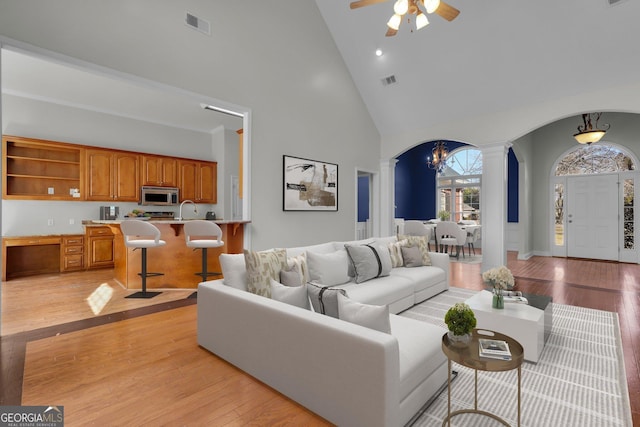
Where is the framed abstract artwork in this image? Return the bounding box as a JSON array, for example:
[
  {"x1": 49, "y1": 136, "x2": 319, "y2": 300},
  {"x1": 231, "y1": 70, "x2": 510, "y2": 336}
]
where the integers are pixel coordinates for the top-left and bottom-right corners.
[{"x1": 283, "y1": 155, "x2": 338, "y2": 211}]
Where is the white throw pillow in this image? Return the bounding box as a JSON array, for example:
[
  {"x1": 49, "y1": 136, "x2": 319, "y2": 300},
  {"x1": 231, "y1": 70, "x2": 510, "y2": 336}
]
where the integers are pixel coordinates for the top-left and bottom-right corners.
[
  {"x1": 285, "y1": 252, "x2": 310, "y2": 284},
  {"x1": 337, "y1": 293, "x2": 391, "y2": 334},
  {"x1": 388, "y1": 239, "x2": 407, "y2": 268},
  {"x1": 345, "y1": 243, "x2": 392, "y2": 284},
  {"x1": 270, "y1": 279, "x2": 310, "y2": 310},
  {"x1": 306, "y1": 250, "x2": 350, "y2": 286},
  {"x1": 219, "y1": 253, "x2": 247, "y2": 290}
]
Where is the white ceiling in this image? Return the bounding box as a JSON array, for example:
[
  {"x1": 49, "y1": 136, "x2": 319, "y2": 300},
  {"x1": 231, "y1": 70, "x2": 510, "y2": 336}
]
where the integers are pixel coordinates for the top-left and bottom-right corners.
[
  {"x1": 1, "y1": 48, "x2": 243, "y2": 134},
  {"x1": 315, "y1": 0, "x2": 640, "y2": 140}
]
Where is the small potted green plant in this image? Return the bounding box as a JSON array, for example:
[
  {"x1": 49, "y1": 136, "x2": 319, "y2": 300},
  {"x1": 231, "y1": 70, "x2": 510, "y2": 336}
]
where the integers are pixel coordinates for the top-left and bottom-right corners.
[
  {"x1": 444, "y1": 302, "x2": 476, "y2": 344},
  {"x1": 438, "y1": 210, "x2": 450, "y2": 221}
]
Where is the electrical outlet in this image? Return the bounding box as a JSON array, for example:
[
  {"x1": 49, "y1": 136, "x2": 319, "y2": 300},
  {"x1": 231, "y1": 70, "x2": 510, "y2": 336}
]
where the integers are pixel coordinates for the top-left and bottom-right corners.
[
  {"x1": 47, "y1": 219, "x2": 54, "y2": 226},
  {"x1": 69, "y1": 218, "x2": 75, "y2": 225},
  {"x1": 48, "y1": 187, "x2": 54, "y2": 195}
]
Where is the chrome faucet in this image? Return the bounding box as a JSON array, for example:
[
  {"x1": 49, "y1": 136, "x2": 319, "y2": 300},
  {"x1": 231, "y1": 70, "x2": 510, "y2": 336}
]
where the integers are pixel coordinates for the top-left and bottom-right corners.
[{"x1": 177, "y1": 200, "x2": 198, "y2": 221}]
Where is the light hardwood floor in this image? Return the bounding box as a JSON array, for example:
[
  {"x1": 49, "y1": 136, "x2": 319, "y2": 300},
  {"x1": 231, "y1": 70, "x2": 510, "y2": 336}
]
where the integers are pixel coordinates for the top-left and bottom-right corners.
[{"x1": 1, "y1": 253, "x2": 639, "y2": 425}]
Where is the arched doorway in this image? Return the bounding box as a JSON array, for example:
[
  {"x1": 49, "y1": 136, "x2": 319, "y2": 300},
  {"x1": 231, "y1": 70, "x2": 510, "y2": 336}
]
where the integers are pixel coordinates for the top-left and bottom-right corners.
[{"x1": 550, "y1": 143, "x2": 638, "y2": 262}]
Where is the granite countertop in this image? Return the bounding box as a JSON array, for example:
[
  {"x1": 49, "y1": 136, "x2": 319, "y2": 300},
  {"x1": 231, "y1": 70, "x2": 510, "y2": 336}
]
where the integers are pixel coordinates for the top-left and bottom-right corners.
[{"x1": 88, "y1": 219, "x2": 250, "y2": 225}]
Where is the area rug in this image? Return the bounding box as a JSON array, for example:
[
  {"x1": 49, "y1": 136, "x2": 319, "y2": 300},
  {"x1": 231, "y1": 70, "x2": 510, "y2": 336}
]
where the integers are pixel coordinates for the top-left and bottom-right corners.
[
  {"x1": 401, "y1": 288, "x2": 633, "y2": 427},
  {"x1": 449, "y1": 254, "x2": 482, "y2": 265}
]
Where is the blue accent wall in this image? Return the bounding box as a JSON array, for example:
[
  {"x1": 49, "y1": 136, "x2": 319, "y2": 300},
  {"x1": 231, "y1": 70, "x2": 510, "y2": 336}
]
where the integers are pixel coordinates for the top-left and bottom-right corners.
[
  {"x1": 357, "y1": 175, "x2": 369, "y2": 222},
  {"x1": 394, "y1": 141, "x2": 520, "y2": 222},
  {"x1": 394, "y1": 140, "x2": 466, "y2": 220}
]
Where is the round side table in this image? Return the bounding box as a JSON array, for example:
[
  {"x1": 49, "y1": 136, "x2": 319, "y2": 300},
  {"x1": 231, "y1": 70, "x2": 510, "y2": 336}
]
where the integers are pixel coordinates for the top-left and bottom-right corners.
[{"x1": 441, "y1": 328, "x2": 524, "y2": 426}]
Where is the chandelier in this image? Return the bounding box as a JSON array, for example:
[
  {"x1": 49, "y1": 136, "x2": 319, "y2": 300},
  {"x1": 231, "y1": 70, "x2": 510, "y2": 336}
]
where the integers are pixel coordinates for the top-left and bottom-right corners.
[
  {"x1": 573, "y1": 113, "x2": 610, "y2": 145},
  {"x1": 427, "y1": 141, "x2": 449, "y2": 173}
]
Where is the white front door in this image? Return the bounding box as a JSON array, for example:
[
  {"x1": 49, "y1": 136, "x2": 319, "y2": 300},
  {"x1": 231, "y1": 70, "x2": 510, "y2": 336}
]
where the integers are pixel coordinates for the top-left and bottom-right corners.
[{"x1": 567, "y1": 174, "x2": 619, "y2": 260}]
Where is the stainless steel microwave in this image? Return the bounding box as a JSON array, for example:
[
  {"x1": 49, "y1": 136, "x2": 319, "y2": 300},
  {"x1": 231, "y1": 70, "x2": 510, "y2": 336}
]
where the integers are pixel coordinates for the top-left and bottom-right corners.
[{"x1": 140, "y1": 186, "x2": 179, "y2": 206}]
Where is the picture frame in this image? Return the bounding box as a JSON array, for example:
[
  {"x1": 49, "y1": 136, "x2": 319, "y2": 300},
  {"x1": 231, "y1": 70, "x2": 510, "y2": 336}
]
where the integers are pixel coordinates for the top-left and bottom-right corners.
[{"x1": 283, "y1": 155, "x2": 338, "y2": 211}]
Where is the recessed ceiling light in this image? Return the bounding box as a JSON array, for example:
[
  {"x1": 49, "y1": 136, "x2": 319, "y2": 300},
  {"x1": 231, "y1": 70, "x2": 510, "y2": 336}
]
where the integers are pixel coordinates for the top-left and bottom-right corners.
[{"x1": 375, "y1": 49, "x2": 383, "y2": 57}]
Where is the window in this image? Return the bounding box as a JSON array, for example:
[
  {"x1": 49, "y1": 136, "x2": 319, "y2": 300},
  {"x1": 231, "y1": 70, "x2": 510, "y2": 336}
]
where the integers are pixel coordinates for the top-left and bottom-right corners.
[
  {"x1": 437, "y1": 148, "x2": 482, "y2": 222},
  {"x1": 555, "y1": 144, "x2": 635, "y2": 176}
]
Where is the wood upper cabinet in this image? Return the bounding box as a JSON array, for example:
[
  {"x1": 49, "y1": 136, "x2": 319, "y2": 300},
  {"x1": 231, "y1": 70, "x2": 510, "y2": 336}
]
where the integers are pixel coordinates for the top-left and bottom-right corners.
[
  {"x1": 178, "y1": 159, "x2": 217, "y2": 203},
  {"x1": 2, "y1": 135, "x2": 83, "y2": 200},
  {"x1": 86, "y1": 149, "x2": 139, "y2": 201},
  {"x1": 141, "y1": 155, "x2": 177, "y2": 187}
]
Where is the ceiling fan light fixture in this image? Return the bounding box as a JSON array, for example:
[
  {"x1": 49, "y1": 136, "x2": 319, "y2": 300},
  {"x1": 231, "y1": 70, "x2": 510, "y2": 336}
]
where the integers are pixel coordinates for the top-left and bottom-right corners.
[
  {"x1": 387, "y1": 13, "x2": 402, "y2": 30},
  {"x1": 393, "y1": 0, "x2": 409, "y2": 15},
  {"x1": 424, "y1": 0, "x2": 440, "y2": 14},
  {"x1": 416, "y1": 11, "x2": 429, "y2": 29}
]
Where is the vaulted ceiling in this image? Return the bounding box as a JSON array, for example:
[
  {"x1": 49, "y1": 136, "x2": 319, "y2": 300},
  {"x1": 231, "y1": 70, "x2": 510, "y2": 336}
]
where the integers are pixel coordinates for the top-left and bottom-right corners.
[{"x1": 316, "y1": 0, "x2": 640, "y2": 146}]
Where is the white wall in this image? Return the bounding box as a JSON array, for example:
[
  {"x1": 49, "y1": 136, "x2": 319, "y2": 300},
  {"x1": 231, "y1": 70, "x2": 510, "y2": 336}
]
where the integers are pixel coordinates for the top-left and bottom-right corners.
[
  {"x1": 514, "y1": 112, "x2": 640, "y2": 256},
  {"x1": 0, "y1": 0, "x2": 381, "y2": 250}
]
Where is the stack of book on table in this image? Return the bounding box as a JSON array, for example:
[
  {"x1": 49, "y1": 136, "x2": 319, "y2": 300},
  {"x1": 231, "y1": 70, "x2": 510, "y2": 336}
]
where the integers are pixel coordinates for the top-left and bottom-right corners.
[{"x1": 479, "y1": 338, "x2": 512, "y2": 361}]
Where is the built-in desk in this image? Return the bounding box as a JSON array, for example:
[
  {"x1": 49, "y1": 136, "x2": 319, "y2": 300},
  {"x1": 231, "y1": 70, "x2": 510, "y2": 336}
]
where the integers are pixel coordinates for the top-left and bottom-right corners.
[
  {"x1": 2, "y1": 235, "x2": 63, "y2": 280},
  {"x1": 98, "y1": 220, "x2": 248, "y2": 290}
]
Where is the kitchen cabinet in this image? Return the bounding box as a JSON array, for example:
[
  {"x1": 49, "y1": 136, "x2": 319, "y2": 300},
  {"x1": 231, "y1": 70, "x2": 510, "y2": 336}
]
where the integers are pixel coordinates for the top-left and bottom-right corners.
[
  {"x1": 178, "y1": 160, "x2": 217, "y2": 203},
  {"x1": 141, "y1": 155, "x2": 177, "y2": 187},
  {"x1": 86, "y1": 226, "x2": 115, "y2": 269},
  {"x1": 86, "y1": 149, "x2": 139, "y2": 201},
  {"x1": 2, "y1": 135, "x2": 83, "y2": 200},
  {"x1": 61, "y1": 235, "x2": 85, "y2": 272}
]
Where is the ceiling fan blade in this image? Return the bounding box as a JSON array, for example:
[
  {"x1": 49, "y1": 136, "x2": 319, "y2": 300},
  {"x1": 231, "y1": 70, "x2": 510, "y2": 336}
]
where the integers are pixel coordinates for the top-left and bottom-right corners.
[
  {"x1": 385, "y1": 27, "x2": 398, "y2": 37},
  {"x1": 434, "y1": 1, "x2": 460, "y2": 21},
  {"x1": 350, "y1": 0, "x2": 389, "y2": 10}
]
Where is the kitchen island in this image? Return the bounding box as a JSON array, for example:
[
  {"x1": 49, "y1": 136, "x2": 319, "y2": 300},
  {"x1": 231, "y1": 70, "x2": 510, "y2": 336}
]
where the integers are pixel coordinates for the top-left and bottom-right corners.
[{"x1": 95, "y1": 219, "x2": 249, "y2": 290}]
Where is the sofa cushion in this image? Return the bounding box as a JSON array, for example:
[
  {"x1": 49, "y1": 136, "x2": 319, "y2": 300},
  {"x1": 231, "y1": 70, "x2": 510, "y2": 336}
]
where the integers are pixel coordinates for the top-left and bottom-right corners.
[
  {"x1": 339, "y1": 274, "x2": 414, "y2": 308},
  {"x1": 390, "y1": 314, "x2": 447, "y2": 400},
  {"x1": 220, "y1": 253, "x2": 247, "y2": 290},
  {"x1": 270, "y1": 279, "x2": 310, "y2": 309},
  {"x1": 286, "y1": 242, "x2": 336, "y2": 258},
  {"x1": 244, "y1": 249, "x2": 288, "y2": 298},
  {"x1": 337, "y1": 294, "x2": 391, "y2": 334},
  {"x1": 306, "y1": 283, "x2": 347, "y2": 318},
  {"x1": 400, "y1": 245, "x2": 423, "y2": 267},
  {"x1": 398, "y1": 235, "x2": 432, "y2": 266},
  {"x1": 307, "y1": 250, "x2": 350, "y2": 286},
  {"x1": 345, "y1": 243, "x2": 392, "y2": 284},
  {"x1": 389, "y1": 266, "x2": 446, "y2": 295}
]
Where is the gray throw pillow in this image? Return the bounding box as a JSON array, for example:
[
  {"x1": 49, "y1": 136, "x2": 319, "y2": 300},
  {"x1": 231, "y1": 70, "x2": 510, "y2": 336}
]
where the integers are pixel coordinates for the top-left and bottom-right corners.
[
  {"x1": 401, "y1": 245, "x2": 424, "y2": 267},
  {"x1": 280, "y1": 265, "x2": 303, "y2": 287},
  {"x1": 307, "y1": 282, "x2": 347, "y2": 318},
  {"x1": 345, "y1": 243, "x2": 392, "y2": 284}
]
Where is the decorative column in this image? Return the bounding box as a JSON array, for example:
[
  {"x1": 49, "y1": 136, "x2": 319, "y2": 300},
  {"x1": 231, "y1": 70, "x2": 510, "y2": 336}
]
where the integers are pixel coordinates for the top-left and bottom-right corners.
[
  {"x1": 379, "y1": 158, "x2": 398, "y2": 237},
  {"x1": 480, "y1": 142, "x2": 511, "y2": 271}
]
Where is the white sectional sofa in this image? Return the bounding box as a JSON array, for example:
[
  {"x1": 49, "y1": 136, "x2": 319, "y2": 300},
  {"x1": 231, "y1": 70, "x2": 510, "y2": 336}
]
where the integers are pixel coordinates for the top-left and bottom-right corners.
[{"x1": 197, "y1": 235, "x2": 450, "y2": 427}]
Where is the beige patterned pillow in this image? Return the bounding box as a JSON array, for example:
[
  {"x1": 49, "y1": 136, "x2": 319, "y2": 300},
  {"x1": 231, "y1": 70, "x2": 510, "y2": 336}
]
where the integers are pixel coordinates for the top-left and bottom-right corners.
[
  {"x1": 388, "y1": 239, "x2": 408, "y2": 268},
  {"x1": 244, "y1": 249, "x2": 288, "y2": 297},
  {"x1": 286, "y1": 252, "x2": 310, "y2": 284},
  {"x1": 397, "y1": 235, "x2": 431, "y2": 266}
]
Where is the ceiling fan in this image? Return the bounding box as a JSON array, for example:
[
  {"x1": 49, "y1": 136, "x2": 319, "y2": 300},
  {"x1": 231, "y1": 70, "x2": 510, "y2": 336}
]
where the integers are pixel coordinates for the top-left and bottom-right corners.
[{"x1": 350, "y1": 0, "x2": 460, "y2": 36}]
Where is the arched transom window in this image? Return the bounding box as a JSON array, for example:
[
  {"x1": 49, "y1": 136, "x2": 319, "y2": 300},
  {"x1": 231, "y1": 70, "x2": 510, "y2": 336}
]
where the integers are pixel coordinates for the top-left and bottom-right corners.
[{"x1": 555, "y1": 144, "x2": 635, "y2": 176}]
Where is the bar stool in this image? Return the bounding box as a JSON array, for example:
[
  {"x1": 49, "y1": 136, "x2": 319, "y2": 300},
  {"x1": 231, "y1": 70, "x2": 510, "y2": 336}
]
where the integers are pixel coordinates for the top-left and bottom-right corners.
[
  {"x1": 184, "y1": 220, "x2": 224, "y2": 283},
  {"x1": 121, "y1": 219, "x2": 166, "y2": 299}
]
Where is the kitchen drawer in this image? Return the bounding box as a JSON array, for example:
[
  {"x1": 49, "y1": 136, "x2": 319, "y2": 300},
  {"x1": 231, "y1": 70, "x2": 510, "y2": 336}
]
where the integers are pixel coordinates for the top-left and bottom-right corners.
[
  {"x1": 63, "y1": 254, "x2": 84, "y2": 271},
  {"x1": 87, "y1": 226, "x2": 113, "y2": 237},
  {"x1": 4, "y1": 236, "x2": 61, "y2": 246},
  {"x1": 64, "y1": 245, "x2": 84, "y2": 255},
  {"x1": 63, "y1": 236, "x2": 84, "y2": 246}
]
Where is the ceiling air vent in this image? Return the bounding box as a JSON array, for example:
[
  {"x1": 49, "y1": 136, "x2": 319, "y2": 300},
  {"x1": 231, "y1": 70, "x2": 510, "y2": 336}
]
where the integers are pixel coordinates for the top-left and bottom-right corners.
[
  {"x1": 185, "y1": 12, "x2": 211, "y2": 35},
  {"x1": 608, "y1": 0, "x2": 629, "y2": 5},
  {"x1": 381, "y1": 75, "x2": 397, "y2": 86}
]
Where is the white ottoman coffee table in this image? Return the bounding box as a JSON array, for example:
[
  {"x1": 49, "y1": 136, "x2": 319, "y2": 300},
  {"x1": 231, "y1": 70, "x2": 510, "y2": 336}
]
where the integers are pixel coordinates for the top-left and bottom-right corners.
[{"x1": 465, "y1": 290, "x2": 552, "y2": 363}]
